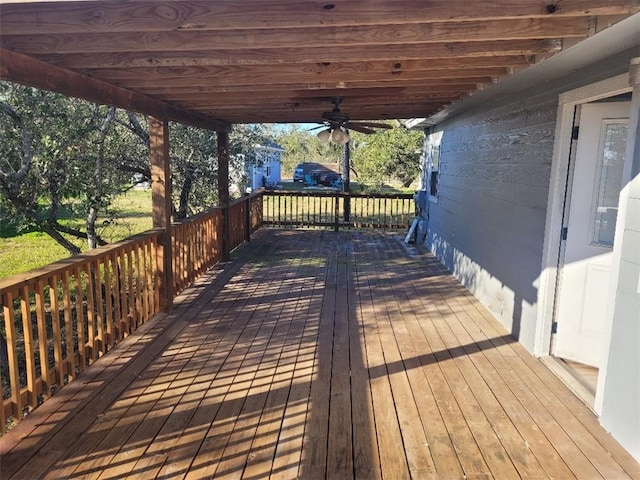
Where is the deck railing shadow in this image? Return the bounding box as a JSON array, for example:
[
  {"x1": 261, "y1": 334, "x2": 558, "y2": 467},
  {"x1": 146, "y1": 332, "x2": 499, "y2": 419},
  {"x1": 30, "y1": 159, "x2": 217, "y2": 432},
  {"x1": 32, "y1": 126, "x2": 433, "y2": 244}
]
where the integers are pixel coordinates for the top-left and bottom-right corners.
[
  {"x1": 0, "y1": 191, "x2": 263, "y2": 434},
  {"x1": 0, "y1": 189, "x2": 420, "y2": 467},
  {"x1": 3, "y1": 228, "x2": 639, "y2": 478}
]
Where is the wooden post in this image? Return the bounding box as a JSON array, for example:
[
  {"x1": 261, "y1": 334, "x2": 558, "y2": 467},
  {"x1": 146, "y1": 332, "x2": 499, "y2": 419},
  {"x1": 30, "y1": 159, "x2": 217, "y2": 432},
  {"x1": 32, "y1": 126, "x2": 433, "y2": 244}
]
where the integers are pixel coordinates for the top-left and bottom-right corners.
[
  {"x1": 150, "y1": 116, "x2": 173, "y2": 310},
  {"x1": 218, "y1": 131, "x2": 231, "y2": 261},
  {"x1": 334, "y1": 192, "x2": 340, "y2": 232},
  {"x1": 342, "y1": 139, "x2": 351, "y2": 222},
  {"x1": 245, "y1": 195, "x2": 252, "y2": 243}
]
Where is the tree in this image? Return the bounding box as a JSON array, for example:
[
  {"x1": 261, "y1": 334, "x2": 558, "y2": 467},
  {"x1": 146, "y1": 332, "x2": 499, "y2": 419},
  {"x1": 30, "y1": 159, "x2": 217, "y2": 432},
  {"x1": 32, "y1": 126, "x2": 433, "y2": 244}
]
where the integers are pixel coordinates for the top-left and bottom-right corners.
[
  {"x1": 275, "y1": 124, "x2": 342, "y2": 177},
  {"x1": 351, "y1": 122, "x2": 423, "y2": 189},
  {"x1": 168, "y1": 122, "x2": 218, "y2": 219},
  {"x1": 1, "y1": 82, "x2": 273, "y2": 255},
  {"x1": 0, "y1": 83, "x2": 138, "y2": 254}
]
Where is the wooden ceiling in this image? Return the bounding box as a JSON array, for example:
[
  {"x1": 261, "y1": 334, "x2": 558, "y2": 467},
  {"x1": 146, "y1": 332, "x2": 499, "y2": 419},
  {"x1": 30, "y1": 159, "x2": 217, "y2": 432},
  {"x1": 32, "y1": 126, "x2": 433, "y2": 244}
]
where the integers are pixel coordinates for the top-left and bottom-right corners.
[{"x1": 1, "y1": 1, "x2": 639, "y2": 130}]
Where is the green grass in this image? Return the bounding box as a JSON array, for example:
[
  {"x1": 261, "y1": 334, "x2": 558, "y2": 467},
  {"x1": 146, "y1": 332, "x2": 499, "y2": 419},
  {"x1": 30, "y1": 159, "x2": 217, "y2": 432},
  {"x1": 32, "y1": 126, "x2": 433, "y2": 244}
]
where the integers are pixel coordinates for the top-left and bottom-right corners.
[
  {"x1": 0, "y1": 183, "x2": 416, "y2": 278},
  {"x1": 0, "y1": 189, "x2": 153, "y2": 279},
  {"x1": 0, "y1": 232, "x2": 72, "y2": 278}
]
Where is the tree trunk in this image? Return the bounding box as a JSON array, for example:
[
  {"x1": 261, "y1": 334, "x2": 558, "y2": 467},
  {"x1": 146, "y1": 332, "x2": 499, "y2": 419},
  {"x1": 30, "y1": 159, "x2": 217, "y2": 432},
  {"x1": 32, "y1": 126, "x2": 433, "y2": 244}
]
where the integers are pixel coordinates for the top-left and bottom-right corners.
[
  {"x1": 42, "y1": 223, "x2": 81, "y2": 255},
  {"x1": 86, "y1": 205, "x2": 99, "y2": 250},
  {"x1": 176, "y1": 164, "x2": 196, "y2": 219},
  {"x1": 87, "y1": 106, "x2": 116, "y2": 249}
]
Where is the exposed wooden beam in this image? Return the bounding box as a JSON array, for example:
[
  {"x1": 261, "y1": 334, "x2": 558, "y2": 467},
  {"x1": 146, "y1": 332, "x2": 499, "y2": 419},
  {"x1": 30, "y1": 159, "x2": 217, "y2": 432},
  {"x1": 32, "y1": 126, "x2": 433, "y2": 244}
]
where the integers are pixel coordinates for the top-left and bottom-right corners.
[
  {"x1": 200, "y1": 104, "x2": 448, "y2": 123},
  {"x1": 32, "y1": 40, "x2": 561, "y2": 69},
  {"x1": 194, "y1": 100, "x2": 447, "y2": 113},
  {"x1": 80, "y1": 56, "x2": 531, "y2": 76},
  {"x1": 138, "y1": 78, "x2": 493, "y2": 95},
  {"x1": 1, "y1": 18, "x2": 592, "y2": 54},
  {"x1": 162, "y1": 90, "x2": 470, "y2": 106},
  {"x1": 0, "y1": 48, "x2": 232, "y2": 133},
  {"x1": 1, "y1": 0, "x2": 637, "y2": 34},
  {"x1": 83, "y1": 67, "x2": 511, "y2": 88}
]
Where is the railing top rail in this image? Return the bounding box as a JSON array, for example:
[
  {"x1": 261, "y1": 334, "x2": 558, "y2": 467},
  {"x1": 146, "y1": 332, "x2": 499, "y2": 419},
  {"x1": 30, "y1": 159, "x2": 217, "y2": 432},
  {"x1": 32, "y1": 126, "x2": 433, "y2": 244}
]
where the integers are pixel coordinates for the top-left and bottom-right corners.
[
  {"x1": 0, "y1": 228, "x2": 163, "y2": 293},
  {"x1": 229, "y1": 189, "x2": 264, "y2": 207},
  {"x1": 169, "y1": 191, "x2": 265, "y2": 229},
  {"x1": 172, "y1": 206, "x2": 224, "y2": 227},
  {"x1": 2, "y1": 192, "x2": 267, "y2": 291},
  {"x1": 263, "y1": 190, "x2": 414, "y2": 199}
]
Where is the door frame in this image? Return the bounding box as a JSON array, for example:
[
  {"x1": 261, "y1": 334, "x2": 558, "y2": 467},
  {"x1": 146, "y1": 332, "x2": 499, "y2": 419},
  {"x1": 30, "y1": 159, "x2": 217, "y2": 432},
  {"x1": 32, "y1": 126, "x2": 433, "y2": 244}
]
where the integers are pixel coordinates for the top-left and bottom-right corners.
[{"x1": 535, "y1": 73, "x2": 632, "y2": 413}]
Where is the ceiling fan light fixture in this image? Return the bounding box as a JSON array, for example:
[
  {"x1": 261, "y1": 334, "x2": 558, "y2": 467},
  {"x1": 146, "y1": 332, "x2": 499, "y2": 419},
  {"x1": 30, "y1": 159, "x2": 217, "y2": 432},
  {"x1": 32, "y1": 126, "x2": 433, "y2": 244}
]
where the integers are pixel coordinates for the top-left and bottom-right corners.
[
  {"x1": 317, "y1": 128, "x2": 331, "y2": 143},
  {"x1": 330, "y1": 127, "x2": 349, "y2": 145}
]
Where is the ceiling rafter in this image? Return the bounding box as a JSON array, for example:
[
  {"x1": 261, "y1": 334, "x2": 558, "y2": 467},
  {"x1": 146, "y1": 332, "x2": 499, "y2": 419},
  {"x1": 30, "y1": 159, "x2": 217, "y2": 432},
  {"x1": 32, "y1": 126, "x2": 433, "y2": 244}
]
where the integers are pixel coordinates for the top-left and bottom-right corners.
[
  {"x1": 33, "y1": 40, "x2": 560, "y2": 69},
  {"x1": 1, "y1": 1, "x2": 638, "y2": 125},
  {"x1": 1, "y1": 0, "x2": 636, "y2": 34},
  {"x1": 2, "y1": 18, "x2": 594, "y2": 54}
]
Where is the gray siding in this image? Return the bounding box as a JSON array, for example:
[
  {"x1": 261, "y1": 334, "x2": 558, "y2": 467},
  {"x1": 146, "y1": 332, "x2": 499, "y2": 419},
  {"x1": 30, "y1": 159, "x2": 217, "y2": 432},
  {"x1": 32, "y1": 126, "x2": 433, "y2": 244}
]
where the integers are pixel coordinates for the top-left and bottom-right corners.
[
  {"x1": 427, "y1": 99, "x2": 556, "y2": 350},
  {"x1": 424, "y1": 51, "x2": 636, "y2": 352}
]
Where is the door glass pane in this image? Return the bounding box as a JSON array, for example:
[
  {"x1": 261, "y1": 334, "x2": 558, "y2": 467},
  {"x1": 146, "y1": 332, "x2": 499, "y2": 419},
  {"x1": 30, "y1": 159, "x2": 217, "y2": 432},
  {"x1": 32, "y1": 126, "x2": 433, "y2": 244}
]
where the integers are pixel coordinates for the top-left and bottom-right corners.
[{"x1": 592, "y1": 121, "x2": 628, "y2": 246}]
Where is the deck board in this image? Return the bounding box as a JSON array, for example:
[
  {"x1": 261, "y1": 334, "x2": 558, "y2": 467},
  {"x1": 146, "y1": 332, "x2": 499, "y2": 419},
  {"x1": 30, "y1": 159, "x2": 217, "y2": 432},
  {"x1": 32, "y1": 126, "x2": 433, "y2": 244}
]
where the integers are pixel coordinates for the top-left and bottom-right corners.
[{"x1": 1, "y1": 230, "x2": 639, "y2": 479}]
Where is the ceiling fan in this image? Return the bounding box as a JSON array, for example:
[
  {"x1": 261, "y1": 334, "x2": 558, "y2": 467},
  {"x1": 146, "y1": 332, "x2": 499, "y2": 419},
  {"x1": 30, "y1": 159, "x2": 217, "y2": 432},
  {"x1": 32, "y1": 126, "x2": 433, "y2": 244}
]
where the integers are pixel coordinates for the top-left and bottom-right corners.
[{"x1": 310, "y1": 97, "x2": 392, "y2": 144}]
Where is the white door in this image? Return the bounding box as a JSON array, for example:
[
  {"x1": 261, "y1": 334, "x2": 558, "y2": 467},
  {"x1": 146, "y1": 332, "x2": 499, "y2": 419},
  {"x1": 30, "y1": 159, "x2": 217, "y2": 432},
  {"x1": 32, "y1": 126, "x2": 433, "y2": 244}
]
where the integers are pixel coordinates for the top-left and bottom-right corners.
[{"x1": 553, "y1": 101, "x2": 630, "y2": 367}]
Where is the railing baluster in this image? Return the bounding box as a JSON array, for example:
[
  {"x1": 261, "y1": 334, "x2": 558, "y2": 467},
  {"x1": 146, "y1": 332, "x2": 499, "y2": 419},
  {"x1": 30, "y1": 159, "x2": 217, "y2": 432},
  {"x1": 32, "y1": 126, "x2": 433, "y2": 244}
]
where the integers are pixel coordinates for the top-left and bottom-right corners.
[
  {"x1": 334, "y1": 193, "x2": 339, "y2": 231},
  {"x1": 112, "y1": 251, "x2": 123, "y2": 340},
  {"x1": 94, "y1": 260, "x2": 104, "y2": 356},
  {"x1": 84, "y1": 263, "x2": 96, "y2": 363},
  {"x1": 103, "y1": 256, "x2": 114, "y2": 350},
  {"x1": 134, "y1": 244, "x2": 144, "y2": 327},
  {"x1": 384, "y1": 197, "x2": 388, "y2": 227},
  {"x1": 141, "y1": 240, "x2": 150, "y2": 324},
  {"x1": 126, "y1": 247, "x2": 135, "y2": 333},
  {"x1": 153, "y1": 236, "x2": 161, "y2": 313},
  {"x1": 149, "y1": 238, "x2": 157, "y2": 317},
  {"x1": 62, "y1": 269, "x2": 76, "y2": 380},
  {"x1": 20, "y1": 285, "x2": 37, "y2": 409},
  {"x1": 73, "y1": 266, "x2": 86, "y2": 370},
  {"x1": 34, "y1": 279, "x2": 51, "y2": 400},
  {"x1": 3, "y1": 291, "x2": 23, "y2": 421},
  {"x1": 0, "y1": 370, "x2": 6, "y2": 433},
  {"x1": 1, "y1": 229, "x2": 166, "y2": 433},
  {"x1": 49, "y1": 274, "x2": 64, "y2": 390},
  {"x1": 277, "y1": 193, "x2": 281, "y2": 227}
]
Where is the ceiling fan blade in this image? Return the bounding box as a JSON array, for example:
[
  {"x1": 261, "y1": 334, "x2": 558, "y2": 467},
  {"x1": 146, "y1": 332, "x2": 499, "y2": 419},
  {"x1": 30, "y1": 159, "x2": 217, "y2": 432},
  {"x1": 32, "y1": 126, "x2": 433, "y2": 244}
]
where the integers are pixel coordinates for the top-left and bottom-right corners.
[
  {"x1": 306, "y1": 124, "x2": 326, "y2": 131},
  {"x1": 346, "y1": 124, "x2": 376, "y2": 134},
  {"x1": 350, "y1": 121, "x2": 393, "y2": 129}
]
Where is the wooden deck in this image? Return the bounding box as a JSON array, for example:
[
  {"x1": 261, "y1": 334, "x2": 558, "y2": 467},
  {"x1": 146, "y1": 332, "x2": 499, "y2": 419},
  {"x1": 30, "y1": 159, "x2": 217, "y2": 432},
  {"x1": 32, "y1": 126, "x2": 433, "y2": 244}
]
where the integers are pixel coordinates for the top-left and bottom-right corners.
[{"x1": 1, "y1": 230, "x2": 639, "y2": 479}]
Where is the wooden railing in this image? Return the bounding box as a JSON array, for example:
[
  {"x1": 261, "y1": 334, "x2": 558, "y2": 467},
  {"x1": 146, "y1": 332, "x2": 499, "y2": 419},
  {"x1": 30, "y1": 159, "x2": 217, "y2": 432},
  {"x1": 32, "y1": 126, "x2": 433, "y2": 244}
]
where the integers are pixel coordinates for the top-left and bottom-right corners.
[
  {"x1": 172, "y1": 208, "x2": 224, "y2": 294},
  {"x1": 0, "y1": 188, "x2": 409, "y2": 433},
  {"x1": 0, "y1": 191, "x2": 264, "y2": 434},
  {"x1": 0, "y1": 230, "x2": 162, "y2": 433},
  {"x1": 172, "y1": 191, "x2": 263, "y2": 293},
  {"x1": 262, "y1": 190, "x2": 415, "y2": 230}
]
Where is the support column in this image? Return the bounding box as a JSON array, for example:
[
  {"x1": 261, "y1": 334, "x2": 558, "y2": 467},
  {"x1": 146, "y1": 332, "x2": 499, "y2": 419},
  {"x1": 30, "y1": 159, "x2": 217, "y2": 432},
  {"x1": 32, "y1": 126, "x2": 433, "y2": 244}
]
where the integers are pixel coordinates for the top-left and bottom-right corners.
[
  {"x1": 150, "y1": 117, "x2": 173, "y2": 310},
  {"x1": 218, "y1": 131, "x2": 230, "y2": 261},
  {"x1": 245, "y1": 193, "x2": 252, "y2": 243}
]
